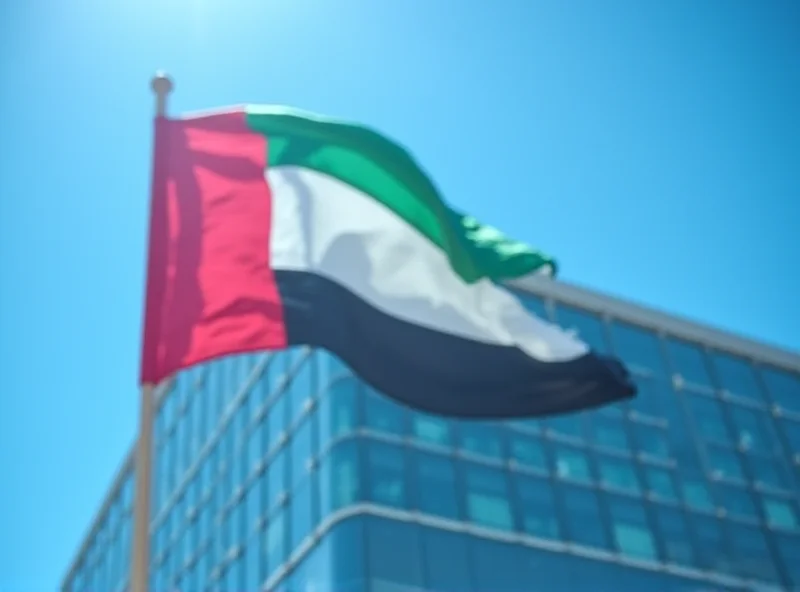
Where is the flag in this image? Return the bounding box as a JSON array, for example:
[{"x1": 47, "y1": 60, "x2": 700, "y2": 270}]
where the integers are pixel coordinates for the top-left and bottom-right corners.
[{"x1": 140, "y1": 105, "x2": 635, "y2": 418}]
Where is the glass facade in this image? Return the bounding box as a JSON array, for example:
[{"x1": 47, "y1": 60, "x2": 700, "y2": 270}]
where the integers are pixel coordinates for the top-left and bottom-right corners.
[{"x1": 62, "y1": 284, "x2": 800, "y2": 592}]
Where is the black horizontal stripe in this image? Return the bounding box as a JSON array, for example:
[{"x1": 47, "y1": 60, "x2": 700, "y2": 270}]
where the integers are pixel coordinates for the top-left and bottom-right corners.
[{"x1": 276, "y1": 269, "x2": 636, "y2": 419}]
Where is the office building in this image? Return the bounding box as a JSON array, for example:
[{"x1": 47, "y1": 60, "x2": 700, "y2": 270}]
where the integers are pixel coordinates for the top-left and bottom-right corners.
[{"x1": 61, "y1": 277, "x2": 800, "y2": 591}]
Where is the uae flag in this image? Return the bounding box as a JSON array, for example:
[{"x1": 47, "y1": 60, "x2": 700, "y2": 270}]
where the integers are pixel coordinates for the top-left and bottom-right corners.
[{"x1": 140, "y1": 106, "x2": 635, "y2": 418}]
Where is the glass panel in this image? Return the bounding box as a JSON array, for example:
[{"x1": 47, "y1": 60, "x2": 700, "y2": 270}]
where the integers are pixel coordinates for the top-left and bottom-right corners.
[
  {"x1": 711, "y1": 352, "x2": 764, "y2": 403},
  {"x1": 692, "y1": 515, "x2": 731, "y2": 572},
  {"x1": 748, "y1": 456, "x2": 794, "y2": 491},
  {"x1": 267, "y1": 394, "x2": 287, "y2": 452},
  {"x1": 264, "y1": 507, "x2": 286, "y2": 581},
  {"x1": 607, "y1": 496, "x2": 658, "y2": 560},
  {"x1": 290, "y1": 416, "x2": 313, "y2": 489},
  {"x1": 459, "y1": 421, "x2": 504, "y2": 459},
  {"x1": 681, "y1": 473, "x2": 715, "y2": 512},
  {"x1": 364, "y1": 386, "x2": 407, "y2": 436},
  {"x1": 781, "y1": 418, "x2": 800, "y2": 455},
  {"x1": 609, "y1": 321, "x2": 667, "y2": 376},
  {"x1": 508, "y1": 432, "x2": 549, "y2": 474},
  {"x1": 288, "y1": 352, "x2": 314, "y2": 423},
  {"x1": 590, "y1": 416, "x2": 630, "y2": 452},
  {"x1": 554, "y1": 445, "x2": 592, "y2": 483},
  {"x1": 666, "y1": 339, "x2": 713, "y2": 387},
  {"x1": 414, "y1": 452, "x2": 459, "y2": 520},
  {"x1": 421, "y1": 527, "x2": 471, "y2": 592},
  {"x1": 729, "y1": 405, "x2": 780, "y2": 454},
  {"x1": 367, "y1": 441, "x2": 407, "y2": 509},
  {"x1": 247, "y1": 417, "x2": 266, "y2": 474},
  {"x1": 775, "y1": 534, "x2": 800, "y2": 589},
  {"x1": 644, "y1": 466, "x2": 678, "y2": 501},
  {"x1": 728, "y1": 523, "x2": 780, "y2": 582},
  {"x1": 319, "y1": 378, "x2": 359, "y2": 447},
  {"x1": 597, "y1": 456, "x2": 640, "y2": 494},
  {"x1": 687, "y1": 394, "x2": 732, "y2": 444},
  {"x1": 628, "y1": 375, "x2": 662, "y2": 419},
  {"x1": 319, "y1": 439, "x2": 360, "y2": 515},
  {"x1": 266, "y1": 447, "x2": 287, "y2": 514},
  {"x1": 559, "y1": 485, "x2": 608, "y2": 549},
  {"x1": 365, "y1": 517, "x2": 424, "y2": 591},
  {"x1": 717, "y1": 484, "x2": 757, "y2": 520},
  {"x1": 290, "y1": 476, "x2": 314, "y2": 550},
  {"x1": 654, "y1": 506, "x2": 694, "y2": 566},
  {"x1": 514, "y1": 474, "x2": 560, "y2": 539},
  {"x1": 761, "y1": 366, "x2": 800, "y2": 413},
  {"x1": 554, "y1": 305, "x2": 610, "y2": 353},
  {"x1": 546, "y1": 413, "x2": 585, "y2": 441},
  {"x1": 762, "y1": 497, "x2": 799, "y2": 529},
  {"x1": 706, "y1": 446, "x2": 745, "y2": 482},
  {"x1": 410, "y1": 413, "x2": 452, "y2": 447},
  {"x1": 633, "y1": 422, "x2": 670, "y2": 460},
  {"x1": 463, "y1": 463, "x2": 513, "y2": 531}
]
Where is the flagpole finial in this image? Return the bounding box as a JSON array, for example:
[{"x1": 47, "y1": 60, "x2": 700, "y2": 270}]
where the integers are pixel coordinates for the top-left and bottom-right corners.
[{"x1": 151, "y1": 72, "x2": 173, "y2": 117}]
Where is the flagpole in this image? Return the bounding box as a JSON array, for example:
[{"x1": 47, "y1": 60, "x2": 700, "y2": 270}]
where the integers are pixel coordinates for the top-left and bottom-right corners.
[{"x1": 130, "y1": 72, "x2": 173, "y2": 592}]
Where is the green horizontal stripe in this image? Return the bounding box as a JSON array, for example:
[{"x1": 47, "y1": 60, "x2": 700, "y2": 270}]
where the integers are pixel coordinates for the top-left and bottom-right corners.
[{"x1": 245, "y1": 105, "x2": 557, "y2": 283}]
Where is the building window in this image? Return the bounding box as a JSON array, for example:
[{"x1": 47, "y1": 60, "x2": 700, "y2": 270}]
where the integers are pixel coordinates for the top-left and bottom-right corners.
[
  {"x1": 654, "y1": 506, "x2": 694, "y2": 566},
  {"x1": 553, "y1": 305, "x2": 610, "y2": 353},
  {"x1": 319, "y1": 439, "x2": 360, "y2": 516},
  {"x1": 463, "y1": 463, "x2": 514, "y2": 531},
  {"x1": 266, "y1": 446, "x2": 287, "y2": 516},
  {"x1": 687, "y1": 394, "x2": 732, "y2": 444},
  {"x1": 591, "y1": 416, "x2": 631, "y2": 452},
  {"x1": 364, "y1": 386, "x2": 407, "y2": 437},
  {"x1": 459, "y1": 421, "x2": 504, "y2": 460},
  {"x1": 728, "y1": 405, "x2": 780, "y2": 455},
  {"x1": 411, "y1": 413, "x2": 452, "y2": 448},
  {"x1": 514, "y1": 474, "x2": 559, "y2": 539},
  {"x1": 607, "y1": 495, "x2": 658, "y2": 561},
  {"x1": 633, "y1": 422, "x2": 670, "y2": 460},
  {"x1": 710, "y1": 352, "x2": 764, "y2": 403},
  {"x1": 287, "y1": 352, "x2": 314, "y2": 423},
  {"x1": 762, "y1": 497, "x2": 799, "y2": 529},
  {"x1": 264, "y1": 508, "x2": 287, "y2": 582},
  {"x1": 508, "y1": 432, "x2": 549, "y2": 474},
  {"x1": 644, "y1": 466, "x2": 678, "y2": 502},
  {"x1": 559, "y1": 485, "x2": 608, "y2": 549},
  {"x1": 727, "y1": 523, "x2": 780, "y2": 582},
  {"x1": 318, "y1": 378, "x2": 359, "y2": 448},
  {"x1": 598, "y1": 455, "x2": 641, "y2": 494},
  {"x1": 692, "y1": 515, "x2": 731, "y2": 573},
  {"x1": 681, "y1": 473, "x2": 715, "y2": 512},
  {"x1": 609, "y1": 321, "x2": 667, "y2": 377},
  {"x1": 289, "y1": 415, "x2": 314, "y2": 489},
  {"x1": 774, "y1": 534, "x2": 800, "y2": 589},
  {"x1": 761, "y1": 367, "x2": 800, "y2": 414},
  {"x1": 706, "y1": 446, "x2": 745, "y2": 482},
  {"x1": 267, "y1": 394, "x2": 288, "y2": 452},
  {"x1": 748, "y1": 456, "x2": 794, "y2": 492},
  {"x1": 546, "y1": 413, "x2": 586, "y2": 441},
  {"x1": 367, "y1": 441, "x2": 407, "y2": 509},
  {"x1": 290, "y1": 475, "x2": 315, "y2": 551},
  {"x1": 519, "y1": 293, "x2": 549, "y2": 320},
  {"x1": 717, "y1": 484, "x2": 758, "y2": 520},
  {"x1": 666, "y1": 339, "x2": 713, "y2": 388},
  {"x1": 414, "y1": 452, "x2": 459, "y2": 520},
  {"x1": 553, "y1": 445, "x2": 592, "y2": 484}
]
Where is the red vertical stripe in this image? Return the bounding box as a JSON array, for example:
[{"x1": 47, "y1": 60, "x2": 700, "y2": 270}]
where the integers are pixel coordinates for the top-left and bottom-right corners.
[{"x1": 140, "y1": 111, "x2": 287, "y2": 385}]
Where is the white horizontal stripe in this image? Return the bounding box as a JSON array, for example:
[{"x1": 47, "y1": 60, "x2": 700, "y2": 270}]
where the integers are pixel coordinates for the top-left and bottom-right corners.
[{"x1": 267, "y1": 166, "x2": 588, "y2": 363}]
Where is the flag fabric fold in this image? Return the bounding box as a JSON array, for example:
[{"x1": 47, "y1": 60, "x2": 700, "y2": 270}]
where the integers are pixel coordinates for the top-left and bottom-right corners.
[{"x1": 140, "y1": 106, "x2": 635, "y2": 418}]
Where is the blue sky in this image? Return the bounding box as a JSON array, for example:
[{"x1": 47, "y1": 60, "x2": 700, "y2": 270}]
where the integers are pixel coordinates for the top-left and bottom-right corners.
[{"x1": 0, "y1": 0, "x2": 798, "y2": 589}]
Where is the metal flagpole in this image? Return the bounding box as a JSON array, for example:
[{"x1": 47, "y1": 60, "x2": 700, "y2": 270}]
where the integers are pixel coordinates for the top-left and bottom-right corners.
[{"x1": 130, "y1": 72, "x2": 173, "y2": 592}]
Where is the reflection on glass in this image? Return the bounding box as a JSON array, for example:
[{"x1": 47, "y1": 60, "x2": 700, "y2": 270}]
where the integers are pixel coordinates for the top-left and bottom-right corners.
[
  {"x1": 560, "y1": 485, "x2": 608, "y2": 549},
  {"x1": 654, "y1": 506, "x2": 694, "y2": 566},
  {"x1": 681, "y1": 474, "x2": 715, "y2": 512},
  {"x1": 711, "y1": 352, "x2": 763, "y2": 402},
  {"x1": 761, "y1": 367, "x2": 800, "y2": 413},
  {"x1": 554, "y1": 305, "x2": 610, "y2": 353},
  {"x1": 706, "y1": 446, "x2": 745, "y2": 482},
  {"x1": 728, "y1": 523, "x2": 780, "y2": 582},
  {"x1": 319, "y1": 378, "x2": 359, "y2": 447},
  {"x1": 609, "y1": 321, "x2": 667, "y2": 376},
  {"x1": 591, "y1": 416, "x2": 630, "y2": 451},
  {"x1": 717, "y1": 484, "x2": 757, "y2": 520},
  {"x1": 644, "y1": 466, "x2": 678, "y2": 501},
  {"x1": 729, "y1": 405, "x2": 779, "y2": 454},
  {"x1": 508, "y1": 432, "x2": 549, "y2": 474},
  {"x1": 633, "y1": 423, "x2": 670, "y2": 460},
  {"x1": 762, "y1": 497, "x2": 798, "y2": 529},
  {"x1": 460, "y1": 421, "x2": 504, "y2": 459},
  {"x1": 464, "y1": 463, "x2": 513, "y2": 531},
  {"x1": 554, "y1": 445, "x2": 592, "y2": 483},
  {"x1": 411, "y1": 413, "x2": 452, "y2": 447},
  {"x1": 367, "y1": 441, "x2": 407, "y2": 508},
  {"x1": 364, "y1": 386, "x2": 407, "y2": 436},
  {"x1": 598, "y1": 456, "x2": 640, "y2": 494},
  {"x1": 290, "y1": 416, "x2": 313, "y2": 488},
  {"x1": 319, "y1": 439, "x2": 360, "y2": 516},
  {"x1": 687, "y1": 395, "x2": 731, "y2": 444},
  {"x1": 607, "y1": 496, "x2": 657, "y2": 560},
  {"x1": 666, "y1": 339, "x2": 713, "y2": 387},
  {"x1": 264, "y1": 508, "x2": 286, "y2": 581},
  {"x1": 514, "y1": 474, "x2": 559, "y2": 539},
  {"x1": 414, "y1": 453, "x2": 459, "y2": 520}
]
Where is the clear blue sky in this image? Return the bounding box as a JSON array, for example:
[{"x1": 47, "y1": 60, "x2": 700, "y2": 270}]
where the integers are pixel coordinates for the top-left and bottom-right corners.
[{"x1": 0, "y1": 0, "x2": 798, "y2": 589}]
